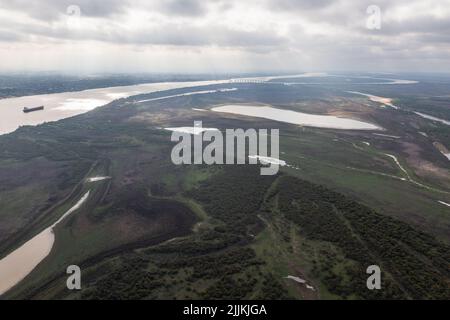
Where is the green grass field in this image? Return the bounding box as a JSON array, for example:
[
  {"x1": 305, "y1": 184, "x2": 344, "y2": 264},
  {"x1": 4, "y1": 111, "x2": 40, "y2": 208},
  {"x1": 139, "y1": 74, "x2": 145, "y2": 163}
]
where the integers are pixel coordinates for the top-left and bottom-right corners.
[{"x1": 1, "y1": 84, "x2": 449, "y2": 299}]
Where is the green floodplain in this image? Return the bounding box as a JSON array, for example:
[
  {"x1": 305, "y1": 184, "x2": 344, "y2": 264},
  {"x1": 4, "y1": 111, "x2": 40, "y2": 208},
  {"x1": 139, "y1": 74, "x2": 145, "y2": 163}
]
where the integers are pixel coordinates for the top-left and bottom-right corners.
[{"x1": 1, "y1": 77, "x2": 450, "y2": 299}]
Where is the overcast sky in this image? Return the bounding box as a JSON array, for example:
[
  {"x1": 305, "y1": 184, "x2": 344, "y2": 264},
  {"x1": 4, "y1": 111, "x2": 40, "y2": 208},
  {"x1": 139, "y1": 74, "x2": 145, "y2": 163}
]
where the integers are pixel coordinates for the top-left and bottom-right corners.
[{"x1": 0, "y1": 0, "x2": 450, "y2": 74}]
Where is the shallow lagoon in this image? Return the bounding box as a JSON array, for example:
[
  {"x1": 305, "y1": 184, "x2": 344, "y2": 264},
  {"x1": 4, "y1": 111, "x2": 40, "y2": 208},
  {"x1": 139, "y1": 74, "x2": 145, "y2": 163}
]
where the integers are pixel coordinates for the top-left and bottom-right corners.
[{"x1": 211, "y1": 105, "x2": 381, "y2": 130}]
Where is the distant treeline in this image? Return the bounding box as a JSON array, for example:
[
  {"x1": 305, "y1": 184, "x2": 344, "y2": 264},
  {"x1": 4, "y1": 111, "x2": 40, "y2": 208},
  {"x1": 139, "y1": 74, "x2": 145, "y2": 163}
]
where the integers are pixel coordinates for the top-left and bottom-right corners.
[{"x1": 0, "y1": 74, "x2": 217, "y2": 99}]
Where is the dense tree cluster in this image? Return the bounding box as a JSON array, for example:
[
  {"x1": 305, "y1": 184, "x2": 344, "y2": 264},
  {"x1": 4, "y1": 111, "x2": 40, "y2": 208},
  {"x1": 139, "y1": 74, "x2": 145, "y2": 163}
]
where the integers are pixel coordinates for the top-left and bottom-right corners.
[
  {"x1": 277, "y1": 176, "x2": 450, "y2": 299},
  {"x1": 75, "y1": 166, "x2": 288, "y2": 300},
  {"x1": 188, "y1": 165, "x2": 276, "y2": 237}
]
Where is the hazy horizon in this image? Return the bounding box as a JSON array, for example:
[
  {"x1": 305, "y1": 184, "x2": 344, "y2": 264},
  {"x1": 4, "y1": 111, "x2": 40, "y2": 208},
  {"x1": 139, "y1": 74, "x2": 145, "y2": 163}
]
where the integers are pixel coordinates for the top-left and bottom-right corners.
[{"x1": 3, "y1": 70, "x2": 450, "y2": 77}]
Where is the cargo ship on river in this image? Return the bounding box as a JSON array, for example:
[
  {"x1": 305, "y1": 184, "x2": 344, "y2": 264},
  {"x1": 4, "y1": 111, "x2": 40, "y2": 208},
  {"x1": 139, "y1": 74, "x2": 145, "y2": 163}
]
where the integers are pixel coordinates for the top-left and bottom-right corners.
[{"x1": 23, "y1": 106, "x2": 44, "y2": 113}]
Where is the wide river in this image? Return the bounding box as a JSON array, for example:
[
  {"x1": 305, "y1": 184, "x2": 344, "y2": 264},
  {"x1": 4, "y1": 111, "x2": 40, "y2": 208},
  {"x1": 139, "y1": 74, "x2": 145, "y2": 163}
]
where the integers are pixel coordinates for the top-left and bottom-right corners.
[
  {"x1": 0, "y1": 79, "x2": 230, "y2": 135},
  {"x1": 0, "y1": 73, "x2": 415, "y2": 296},
  {"x1": 0, "y1": 73, "x2": 417, "y2": 135}
]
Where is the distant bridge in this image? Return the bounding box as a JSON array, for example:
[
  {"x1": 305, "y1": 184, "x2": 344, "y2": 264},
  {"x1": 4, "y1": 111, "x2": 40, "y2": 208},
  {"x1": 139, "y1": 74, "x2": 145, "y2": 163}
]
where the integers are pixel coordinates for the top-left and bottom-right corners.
[{"x1": 230, "y1": 79, "x2": 266, "y2": 84}]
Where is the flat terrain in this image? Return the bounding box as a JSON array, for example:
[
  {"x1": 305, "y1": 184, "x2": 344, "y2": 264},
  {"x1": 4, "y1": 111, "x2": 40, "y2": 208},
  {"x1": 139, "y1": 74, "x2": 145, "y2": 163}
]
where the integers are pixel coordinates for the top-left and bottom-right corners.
[{"x1": 0, "y1": 74, "x2": 449, "y2": 299}]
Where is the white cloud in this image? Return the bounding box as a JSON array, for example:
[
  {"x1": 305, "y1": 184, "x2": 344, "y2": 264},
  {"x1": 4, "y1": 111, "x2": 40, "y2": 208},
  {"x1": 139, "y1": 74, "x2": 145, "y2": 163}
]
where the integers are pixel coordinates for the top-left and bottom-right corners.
[{"x1": 0, "y1": 0, "x2": 449, "y2": 73}]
